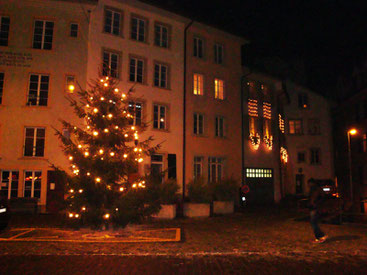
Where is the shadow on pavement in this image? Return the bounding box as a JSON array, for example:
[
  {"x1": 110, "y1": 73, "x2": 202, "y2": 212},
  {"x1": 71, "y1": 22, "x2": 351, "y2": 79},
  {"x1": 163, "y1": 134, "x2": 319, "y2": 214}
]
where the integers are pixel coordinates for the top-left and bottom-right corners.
[{"x1": 326, "y1": 235, "x2": 360, "y2": 243}]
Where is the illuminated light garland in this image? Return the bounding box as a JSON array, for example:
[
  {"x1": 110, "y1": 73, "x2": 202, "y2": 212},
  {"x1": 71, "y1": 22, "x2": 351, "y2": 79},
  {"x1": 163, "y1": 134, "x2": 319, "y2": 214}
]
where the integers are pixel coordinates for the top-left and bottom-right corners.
[
  {"x1": 119, "y1": 187, "x2": 124, "y2": 192},
  {"x1": 263, "y1": 102, "x2": 272, "y2": 119},
  {"x1": 78, "y1": 144, "x2": 82, "y2": 148},
  {"x1": 87, "y1": 172, "x2": 90, "y2": 176},
  {"x1": 250, "y1": 132, "x2": 261, "y2": 150},
  {"x1": 78, "y1": 189, "x2": 83, "y2": 193},
  {"x1": 81, "y1": 206, "x2": 86, "y2": 211},
  {"x1": 93, "y1": 131, "x2": 99, "y2": 136},
  {"x1": 68, "y1": 156, "x2": 73, "y2": 160},
  {"x1": 103, "y1": 213, "x2": 110, "y2": 219},
  {"x1": 110, "y1": 152, "x2": 115, "y2": 156},
  {"x1": 264, "y1": 135, "x2": 273, "y2": 150},
  {"x1": 75, "y1": 214, "x2": 80, "y2": 218},
  {"x1": 280, "y1": 147, "x2": 288, "y2": 163},
  {"x1": 115, "y1": 126, "x2": 119, "y2": 129},
  {"x1": 123, "y1": 154, "x2": 128, "y2": 158},
  {"x1": 103, "y1": 83, "x2": 108, "y2": 87},
  {"x1": 104, "y1": 128, "x2": 109, "y2": 133},
  {"x1": 107, "y1": 114, "x2": 113, "y2": 119},
  {"x1": 99, "y1": 149, "x2": 104, "y2": 154},
  {"x1": 100, "y1": 97, "x2": 105, "y2": 101},
  {"x1": 279, "y1": 114, "x2": 285, "y2": 133},
  {"x1": 87, "y1": 126, "x2": 91, "y2": 129},
  {"x1": 93, "y1": 108, "x2": 98, "y2": 113},
  {"x1": 114, "y1": 88, "x2": 119, "y2": 93},
  {"x1": 138, "y1": 158, "x2": 143, "y2": 163},
  {"x1": 248, "y1": 99, "x2": 258, "y2": 117},
  {"x1": 115, "y1": 208, "x2": 119, "y2": 211},
  {"x1": 69, "y1": 189, "x2": 74, "y2": 193},
  {"x1": 69, "y1": 213, "x2": 74, "y2": 218},
  {"x1": 84, "y1": 152, "x2": 89, "y2": 157},
  {"x1": 95, "y1": 177, "x2": 101, "y2": 183}
]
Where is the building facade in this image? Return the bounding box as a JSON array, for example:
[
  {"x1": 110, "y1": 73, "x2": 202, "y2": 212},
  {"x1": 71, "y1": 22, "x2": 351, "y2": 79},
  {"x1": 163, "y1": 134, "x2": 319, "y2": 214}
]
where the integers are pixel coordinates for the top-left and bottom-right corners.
[
  {"x1": 333, "y1": 88, "x2": 367, "y2": 213},
  {"x1": 283, "y1": 80, "x2": 335, "y2": 197}
]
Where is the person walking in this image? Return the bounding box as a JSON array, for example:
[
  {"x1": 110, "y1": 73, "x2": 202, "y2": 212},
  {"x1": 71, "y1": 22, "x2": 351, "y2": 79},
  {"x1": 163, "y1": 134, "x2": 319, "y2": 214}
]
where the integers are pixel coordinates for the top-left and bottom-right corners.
[{"x1": 308, "y1": 178, "x2": 328, "y2": 243}]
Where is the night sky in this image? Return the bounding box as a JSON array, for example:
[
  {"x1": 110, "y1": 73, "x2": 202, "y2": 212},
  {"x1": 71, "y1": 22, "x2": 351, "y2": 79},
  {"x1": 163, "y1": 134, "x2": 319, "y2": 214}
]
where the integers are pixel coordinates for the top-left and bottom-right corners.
[{"x1": 143, "y1": 0, "x2": 367, "y2": 99}]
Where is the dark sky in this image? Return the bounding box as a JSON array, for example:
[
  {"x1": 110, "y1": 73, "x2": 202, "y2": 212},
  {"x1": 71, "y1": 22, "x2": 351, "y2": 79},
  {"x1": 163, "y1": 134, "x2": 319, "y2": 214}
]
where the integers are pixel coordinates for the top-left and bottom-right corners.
[{"x1": 144, "y1": 0, "x2": 367, "y2": 98}]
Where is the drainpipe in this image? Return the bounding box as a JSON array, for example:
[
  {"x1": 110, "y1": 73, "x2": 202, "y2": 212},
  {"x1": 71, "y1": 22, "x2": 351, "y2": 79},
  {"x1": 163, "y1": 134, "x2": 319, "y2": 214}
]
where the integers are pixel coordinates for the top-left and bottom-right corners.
[{"x1": 182, "y1": 20, "x2": 194, "y2": 203}]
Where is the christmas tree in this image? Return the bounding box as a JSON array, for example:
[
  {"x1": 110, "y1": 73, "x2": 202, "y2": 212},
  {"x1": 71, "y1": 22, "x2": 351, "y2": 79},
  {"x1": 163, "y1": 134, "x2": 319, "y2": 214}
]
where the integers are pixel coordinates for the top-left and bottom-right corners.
[{"x1": 55, "y1": 75, "x2": 160, "y2": 228}]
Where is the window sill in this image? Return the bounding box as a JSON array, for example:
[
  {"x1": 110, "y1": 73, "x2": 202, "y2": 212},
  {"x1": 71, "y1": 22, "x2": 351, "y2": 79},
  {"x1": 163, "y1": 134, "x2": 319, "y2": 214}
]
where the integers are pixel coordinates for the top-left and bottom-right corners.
[
  {"x1": 153, "y1": 44, "x2": 170, "y2": 50},
  {"x1": 153, "y1": 85, "x2": 171, "y2": 91},
  {"x1": 193, "y1": 134, "x2": 208, "y2": 138},
  {"x1": 152, "y1": 128, "x2": 170, "y2": 133},
  {"x1": 129, "y1": 38, "x2": 149, "y2": 45},
  {"x1": 22, "y1": 105, "x2": 51, "y2": 109},
  {"x1": 128, "y1": 80, "x2": 147, "y2": 86},
  {"x1": 102, "y1": 32, "x2": 124, "y2": 39},
  {"x1": 18, "y1": 157, "x2": 48, "y2": 161}
]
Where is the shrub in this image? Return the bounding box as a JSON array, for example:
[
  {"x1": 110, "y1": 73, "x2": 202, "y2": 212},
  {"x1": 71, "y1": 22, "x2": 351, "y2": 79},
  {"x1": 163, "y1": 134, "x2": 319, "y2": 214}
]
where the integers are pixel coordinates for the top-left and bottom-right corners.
[
  {"x1": 209, "y1": 178, "x2": 239, "y2": 201},
  {"x1": 187, "y1": 177, "x2": 211, "y2": 203},
  {"x1": 159, "y1": 179, "x2": 180, "y2": 204}
]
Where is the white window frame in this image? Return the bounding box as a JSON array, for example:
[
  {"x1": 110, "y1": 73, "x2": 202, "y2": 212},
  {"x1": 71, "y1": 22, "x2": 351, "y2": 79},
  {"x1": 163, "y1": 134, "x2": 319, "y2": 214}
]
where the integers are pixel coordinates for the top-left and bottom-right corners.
[
  {"x1": 215, "y1": 116, "x2": 224, "y2": 137},
  {"x1": 104, "y1": 9, "x2": 122, "y2": 36},
  {"x1": 208, "y1": 157, "x2": 223, "y2": 182},
  {"x1": 154, "y1": 23, "x2": 168, "y2": 48},
  {"x1": 153, "y1": 104, "x2": 167, "y2": 130},
  {"x1": 193, "y1": 156, "x2": 203, "y2": 179},
  {"x1": 214, "y1": 78, "x2": 224, "y2": 100},
  {"x1": 102, "y1": 51, "x2": 119, "y2": 78},
  {"x1": 154, "y1": 63, "x2": 168, "y2": 88},
  {"x1": 193, "y1": 113, "x2": 204, "y2": 135},
  {"x1": 32, "y1": 20, "x2": 54, "y2": 50},
  {"x1": 131, "y1": 17, "x2": 145, "y2": 42},
  {"x1": 24, "y1": 171, "x2": 42, "y2": 199},
  {"x1": 27, "y1": 74, "x2": 49, "y2": 106},
  {"x1": 129, "y1": 57, "x2": 144, "y2": 83},
  {"x1": 0, "y1": 16, "x2": 10, "y2": 46},
  {"x1": 193, "y1": 37, "x2": 203, "y2": 58},
  {"x1": 24, "y1": 127, "x2": 45, "y2": 157},
  {"x1": 193, "y1": 73, "x2": 203, "y2": 95},
  {"x1": 1, "y1": 170, "x2": 19, "y2": 199}
]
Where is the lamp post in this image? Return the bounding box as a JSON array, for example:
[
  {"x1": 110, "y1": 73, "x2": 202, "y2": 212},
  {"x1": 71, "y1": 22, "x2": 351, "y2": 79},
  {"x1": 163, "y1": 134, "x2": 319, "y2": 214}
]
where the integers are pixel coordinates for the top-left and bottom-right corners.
[{"x1": 347, "y1": 128, "x2": 357, "y2": 202}]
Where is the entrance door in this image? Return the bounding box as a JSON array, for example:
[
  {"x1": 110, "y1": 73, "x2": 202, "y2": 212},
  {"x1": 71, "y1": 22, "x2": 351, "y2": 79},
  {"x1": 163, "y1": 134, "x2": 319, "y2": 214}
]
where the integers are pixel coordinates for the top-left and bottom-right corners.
[
  {"x1": 245, "y1": 168, "x2": 274, "y2": 205},
  {"x1": 295, "y1": 174, "x2": 304, "y2": 195},
  {"x1": 46, "y1": 170, "x2": 65, "y2": 213}
]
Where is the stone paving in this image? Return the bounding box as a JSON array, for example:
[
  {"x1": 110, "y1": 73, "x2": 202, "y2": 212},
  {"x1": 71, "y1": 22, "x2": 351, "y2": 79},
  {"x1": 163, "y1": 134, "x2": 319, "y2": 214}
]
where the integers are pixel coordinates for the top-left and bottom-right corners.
[{"x1": 0, "y1": 208, "x2": 366, "y2": 274}]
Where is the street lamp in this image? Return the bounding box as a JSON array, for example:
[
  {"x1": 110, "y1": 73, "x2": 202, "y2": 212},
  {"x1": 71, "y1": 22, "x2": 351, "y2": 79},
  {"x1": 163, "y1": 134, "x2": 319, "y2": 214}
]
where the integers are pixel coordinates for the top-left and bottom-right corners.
[{"x1": 347, "y1": 128, "x2": 357, "y2": 202}]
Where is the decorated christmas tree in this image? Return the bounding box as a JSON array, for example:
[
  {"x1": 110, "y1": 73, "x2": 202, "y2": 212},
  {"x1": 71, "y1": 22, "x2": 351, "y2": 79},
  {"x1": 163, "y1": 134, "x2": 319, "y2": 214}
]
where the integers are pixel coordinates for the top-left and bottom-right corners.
[{"x1": 55, "y1": 75, "x2": 160, "y2": 228}]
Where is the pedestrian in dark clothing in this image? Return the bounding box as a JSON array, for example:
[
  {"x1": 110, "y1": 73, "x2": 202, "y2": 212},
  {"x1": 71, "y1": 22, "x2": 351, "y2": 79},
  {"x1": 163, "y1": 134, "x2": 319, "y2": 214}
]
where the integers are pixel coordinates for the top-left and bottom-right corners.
[{"x1": 308, "y1": 178, "x2": 328, "y2": 243}]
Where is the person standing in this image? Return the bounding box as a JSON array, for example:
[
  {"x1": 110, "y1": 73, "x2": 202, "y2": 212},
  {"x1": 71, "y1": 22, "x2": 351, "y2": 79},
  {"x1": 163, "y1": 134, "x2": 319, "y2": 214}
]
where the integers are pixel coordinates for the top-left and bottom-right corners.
[{"x1": 308, "y1": 178, "x2": 328, "y2": 243}]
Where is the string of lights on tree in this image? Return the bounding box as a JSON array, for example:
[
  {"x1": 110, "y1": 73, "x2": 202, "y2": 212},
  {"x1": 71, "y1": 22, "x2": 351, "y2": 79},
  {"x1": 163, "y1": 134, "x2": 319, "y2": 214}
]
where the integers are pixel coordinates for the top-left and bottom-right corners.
[{"x1": 55, "y1": 75, "x2": 159, "y2": 227}]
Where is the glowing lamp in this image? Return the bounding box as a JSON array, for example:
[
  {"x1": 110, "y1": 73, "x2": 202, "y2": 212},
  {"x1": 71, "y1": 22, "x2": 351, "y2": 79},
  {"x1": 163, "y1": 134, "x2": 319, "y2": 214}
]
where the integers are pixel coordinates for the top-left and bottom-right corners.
[
  {"x1": 75, "y1": 214, "x2": 80, "y2": 218},
  {"x1": 84, "y1": 152, "x2": 89, "y2": 157},
  {"x1": 81, "y1": 207, "x2": 86, "y2": 211},
  {"x1": 348, "y1": 129, "x2": 357, "y2": 135},
  {"x1": 69, "y1": 189, "x2": 74, "y2": 193},
  {"x1": 93, "y1": 131, "x2": 99, "y2": 136},
  {"x1": 100, "y1": 97, "x2": 105, "y2": 101},
  {"x1": 95, "y1": 177, "x2": 101, "y2": 183},
  {"x1": 103, "y1": 213, "x2": 110, "y2": 219},
  {"x1": 68, "y1": 84, "x2": 75, "y2": 92},
  {"x1": 104, "y1": 128, "x2": 109, "y2": 133},
  {"x1": 69, "y1": 213, "x2": 74, "y2": 218},
  {"x1": 110, "y1": 152, "x2": 115, "y2": 156},
  {"x1": 78, "y1": 189, "x2": 83, "y2": 193},
  {"x1": 99, "y1": 149, "x2": 104, "y2": 154},
  {"x1": 114, "y1": 88, "x2": 119, "y2": 93},
  {"x1": 68, "y1": 156, "x2": 73, "y2": 160},
  {"x1": 123, "y1": 154, "x2": 128, "y2": 158},
  {"x1": 93, "y1": 108, "x2": 98, "y2": 113},
  {"x1": 119, "y1": 187, "x2": 124, "y2": 192}
]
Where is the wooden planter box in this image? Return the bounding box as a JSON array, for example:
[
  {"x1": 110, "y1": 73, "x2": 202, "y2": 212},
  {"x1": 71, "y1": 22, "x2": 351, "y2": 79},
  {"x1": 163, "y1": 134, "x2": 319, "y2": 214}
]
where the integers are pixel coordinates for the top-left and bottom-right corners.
[
  {"x1": 213, "y1": 201, "x2": 234, "y2": 215},
  {"x1": 152, "y1": 204, "x2": 176, "y2": 219},
  {"x1": 184, "y1": 203, "x2": 210, "y2": 218}
]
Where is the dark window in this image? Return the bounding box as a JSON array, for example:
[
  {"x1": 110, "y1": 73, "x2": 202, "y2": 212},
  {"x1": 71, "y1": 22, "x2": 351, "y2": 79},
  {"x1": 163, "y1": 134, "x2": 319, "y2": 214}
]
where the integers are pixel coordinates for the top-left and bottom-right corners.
[
  {"x1": 193, "y1": 113, "x2": 204, "y2": 135},
  {"x1": 102, "y1": 51, "x2": 119, "y2": 78},
  {"x1": 154, "y1": 24, "x2": 168, "y2": 48},
  {"x1": 297, "y1": 152, "x2": 306, "y2": 163},
  {"x1": 154, "y1": 64, "x2": 167, "y2": 88},
  {"x1": 104, "y1": 9, "x2": 121, "y2": 35},
  {"x1": 194, "y1": 156, "x2": 203, "y2": 179},
  {"x1": 153, "y1": 104, "x2": 166, "y2": 130},
  {"x1": 1, "y1": 171, "x2": 19, "y2": 199},
  {"x1": 168, "y1": 154, "x2": 176, "y2": 179},
  {"x1": 24, "y1": 127, "x2": 45, "y2": 157},
  {"x1": 310, "y1": 148, "x2": 321, "y2": 165},
  {"x1": 27, "y1": 74, "x2": 49, "y2": 106},
  {"x1": 24, "y1": 171, "x2": 41, "y2": 198},
  {"x1": 208, "y1": 157, "x2": 223, "y2": 182},
  {"x1": 193, "y1": 37, "x2": 203, "y2": 58},
  {"x1": 308, "y1": 119, "x2": 321, "y2": 135},
  {"x1": 70, "y1": 23, "x2": 78, "y2": 37},
  {"x1": 129, "y1": 58, "x2": 144, "y2": 83},
  {"x1": 215, "y1": 116, "x2": 224, "y2": 137},
  {"x1": 33, "y1": 20, "x2": 54, "y2": 50},
  {"x1": 214, "y1": 44, "x2": 223, "y2": 64},
  {"x1": 131, "y1": 17, "x2": 145, "y2": 42},
  {"x1": 128, "y1": 101, "x2": 142, "y2": 126},
  {"x1": 0, "y1": 16, "x2": 10, "y2": 46}
]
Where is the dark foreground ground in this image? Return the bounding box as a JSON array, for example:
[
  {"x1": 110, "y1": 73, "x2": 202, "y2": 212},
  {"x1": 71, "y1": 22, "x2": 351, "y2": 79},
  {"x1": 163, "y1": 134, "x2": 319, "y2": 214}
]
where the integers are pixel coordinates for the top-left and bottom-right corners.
[{"x1": 1, "y1": 207, "x2": 366, "y2": 274}]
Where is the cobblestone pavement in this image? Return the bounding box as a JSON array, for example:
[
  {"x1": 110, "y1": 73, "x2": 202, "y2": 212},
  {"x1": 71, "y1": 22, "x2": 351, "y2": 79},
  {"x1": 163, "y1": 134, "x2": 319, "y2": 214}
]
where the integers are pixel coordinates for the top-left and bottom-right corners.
[{"x1": 0, "y1": 208, "x2": 366, "y2": 274}]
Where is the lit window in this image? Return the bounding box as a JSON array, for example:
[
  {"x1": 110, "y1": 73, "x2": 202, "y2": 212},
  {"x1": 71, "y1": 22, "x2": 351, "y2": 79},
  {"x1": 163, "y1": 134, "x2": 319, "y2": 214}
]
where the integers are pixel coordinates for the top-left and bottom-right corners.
[
  {"x1": 104, "y1": 9, "x2": 122, "y2": 36},
  {"x1": 102, "y1": 51, "x2": 120, "y2": 78},
  {"x1": 27, "y1": 74, "x2": 49, "y2": 106},
  {"x1": 193, "y1": 74, "x2": 203, "y2": 95},
  {"x1": 193, "y1": 113, "x2": 204, "y2": 135},
  {"x1": 129, "y1": 57, "x2": 144, "y2": 83},
  {"x1": 214, "y1": 79, "x2": 224, "y2": 100},
  {"x1": 131, "y1": 17, "x2": 146, "y2": 42},
  {"x1": 263, "y1": 102, "x2": 271, "y2": 119},
  {"x1": 24, "y1": 171, "x2": 42, "y2": 199},
  {"x1": 1, "y1": 171, "x2": 19, "y2": 199},
  {"x1": 215, "y1": 116, "x2": 224, "y2": 137},
  {"x1": 208, "y1": 157, "x2": 223, "y2": 182},
  {"x1": 193, "y1": 37, "x2": 203, "y2": 58},
  {"x1": 154, "y1": 63, "x2": 168, "y2": 88},
  {"x1": 128, "y1": 101, "x2": 142, "y2": 126},
  {"x1": 0, "y1": 16, "x2": 10, "y2": 46},
  {"x1": 153, "y1": 104, "x2": 167, "y2": 130},
  {"x1": 154, "y1": 24, "x2": 169, "y2": 48},
  {"x1": 70, "y1": 23, "x2": 78, "y2": 37},
  {"x1": 279, "y1": 114, "x2": 285, "y2": 133},
  {"x1": 24, "y1": 127, "x2": 45, "y2": 157},
  {"x1": 288, "y1": 119, "x2": 303, "y2": 134},
  {"x1": 246, "y1": 168, "x2": 273, "y2": 178},
  {"x1": 194, "y1": 157, "x2": 203, "y2": 179},
  {"x1": 214, "y1": 44, "x2": 223, "y2": 64},
  {"x1": 33, "y1": 20, "x2": 54, "y2": 50}
]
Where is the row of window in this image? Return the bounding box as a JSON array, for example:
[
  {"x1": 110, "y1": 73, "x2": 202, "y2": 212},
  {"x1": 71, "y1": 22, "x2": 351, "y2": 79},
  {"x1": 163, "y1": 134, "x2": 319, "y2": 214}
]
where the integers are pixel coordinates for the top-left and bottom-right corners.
[
  {"x1": 297, "y1": 148, "x2": 322, "y2": 165},
  {"x1": 288, "y1": 119, "x2": 321, "y2": 135},
  {"x1": 193, "y1": 74, "x2": 225, "y2": 100},
  {"x1": 193, "y1": 114, "x2": 225, "y2": 137},
  {"x1": 1, "y1": 170, "x2": 41, "y2": 199}
]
